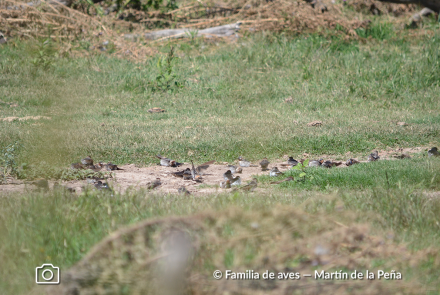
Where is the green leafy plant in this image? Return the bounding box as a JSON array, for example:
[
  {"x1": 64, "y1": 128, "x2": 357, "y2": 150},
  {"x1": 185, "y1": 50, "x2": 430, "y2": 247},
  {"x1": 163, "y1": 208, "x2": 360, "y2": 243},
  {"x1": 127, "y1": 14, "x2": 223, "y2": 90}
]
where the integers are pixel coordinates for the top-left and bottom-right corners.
[
  {"x1": 30, "y1": 38, "x2": 58, "y2": 72},
  {"x1": 291, "y1": 159, "x2": 314, "y2": 182},
  {"x1": 1, "y1": 143, "x2": 22, "y2": 182},
  {"x1": 150, "y1": 46, "x2": 183, "y2": 92}
]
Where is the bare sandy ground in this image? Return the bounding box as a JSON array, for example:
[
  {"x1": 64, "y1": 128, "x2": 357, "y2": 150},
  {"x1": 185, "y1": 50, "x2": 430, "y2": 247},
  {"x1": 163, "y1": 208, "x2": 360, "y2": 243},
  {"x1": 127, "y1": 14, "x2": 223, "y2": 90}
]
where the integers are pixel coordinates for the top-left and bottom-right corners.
[{"x1": 0, "y1": 146, "x2": 432, "y2": 196}]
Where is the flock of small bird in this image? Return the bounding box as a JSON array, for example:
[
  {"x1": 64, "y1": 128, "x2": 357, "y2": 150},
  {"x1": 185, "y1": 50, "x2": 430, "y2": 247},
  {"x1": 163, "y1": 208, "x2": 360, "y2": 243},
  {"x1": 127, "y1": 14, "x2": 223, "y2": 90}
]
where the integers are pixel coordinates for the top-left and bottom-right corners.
[{"x1": 60, "y1": 147, "x2": 439, "y2": 194}]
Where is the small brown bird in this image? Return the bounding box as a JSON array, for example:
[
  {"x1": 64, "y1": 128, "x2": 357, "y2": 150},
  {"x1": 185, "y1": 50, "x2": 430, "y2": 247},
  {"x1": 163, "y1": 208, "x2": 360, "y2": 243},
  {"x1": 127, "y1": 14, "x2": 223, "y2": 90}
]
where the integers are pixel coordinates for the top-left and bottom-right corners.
[
  {"x1": 235, "y1": 167, "x2": 243, "y2": 174},
  {"x1": 172, "y1": 168, "x2": 191, "y2": 178},
  {"x1": 88, "y1": 163, "x2": 103, "y2": 172},
  {"x1": 178, "y1": 186, "x2": 191, "y2": 195},
  {"x1": 220, "y1": 180, "x2": 231, "y2": 189},
  {"x1": 233, "y1": 178, "x2": 258, "y2": 192},
  {"x1": 260, "y1": 158, "x2": 270, "y2": 171},
  {"x1": 146, "y1": 178, "x2": 162, "y2": 189},
  {"x1": 105, "y1": 162, "x2": 123, "y2": 171},
  {"x1": 368, "y1": 151, "x2": 380, "y2": 162},
  {"x1": 223, "y1": 170, "x2": 234, "y2": 181},
  {"x1": 269, "y1": 167, "x2": 283, "y2": 177},
  {"x1": 270, "y1": 176, "x2": 294, "y2": 184},
  {"x1": 81, "y1": 156, "x2": 93, "y2": 166},
  {"x1": 346, "y1": 158, "x2": 360, "y2": 166}
]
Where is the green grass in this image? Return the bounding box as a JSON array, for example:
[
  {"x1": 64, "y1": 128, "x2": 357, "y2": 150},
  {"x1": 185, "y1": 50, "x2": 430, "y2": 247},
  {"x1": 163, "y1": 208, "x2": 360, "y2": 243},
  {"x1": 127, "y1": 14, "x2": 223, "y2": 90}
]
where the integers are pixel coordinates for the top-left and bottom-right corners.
[
  {"x1": 1, "y1": 29, "x2": 440, "y2": 168},
  {"x1": 2, "y1": 23, "x2": 440, "y2": 294}
]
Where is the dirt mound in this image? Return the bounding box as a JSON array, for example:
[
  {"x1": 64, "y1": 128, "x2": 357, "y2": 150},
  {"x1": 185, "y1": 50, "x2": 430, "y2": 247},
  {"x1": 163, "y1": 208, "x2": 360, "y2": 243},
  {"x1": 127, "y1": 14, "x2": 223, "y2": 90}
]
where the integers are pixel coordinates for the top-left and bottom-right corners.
[{"x1": 38, "y1": 207, "x2": 429, "y2": 295}]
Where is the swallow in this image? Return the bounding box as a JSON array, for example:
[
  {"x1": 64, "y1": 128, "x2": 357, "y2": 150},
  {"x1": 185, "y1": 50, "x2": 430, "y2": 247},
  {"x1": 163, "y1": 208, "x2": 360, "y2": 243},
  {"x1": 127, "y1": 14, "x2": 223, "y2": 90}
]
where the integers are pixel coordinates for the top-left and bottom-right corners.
[
  {"x1": 346, "y1": 158, "x2": 360, "y2": 166},
  {"x1": 233, "y1": 178, "x2": 258, "y2": 192},
  {"x1": 230, "y1": 176, "x2": 241, "y2": 186},
  {"x1": 260, "y1": 158, "x2": 270, "y2": 171},
  {"x1": 178, "y1": 186, "x2": 191, "y2": 195},
  {"x1": 321, "y1": 160, "x2": 333, "y2": 168},
  {"x1": 428, "y1": 147, "x2": 439, "y2": 157},
  {"x1": 81, "y1": 156, "x2": 93, "y2": 166},
  {"x1": 223, "y1": 170, "x2": 234, "y2": 181},
  {"x1": 146, "y1": 178, "x2": 161, "y2": 189},
  {"x1": 269, "y1": 167, "x2": 284, "y2": 177},
  {"x1": 235, "y1": 167, "x2": 243, "y2": 174},
  {"x1": 94, "y1": 180, "x2": 111, "y2": 191},
  {"x1": 156, "y1": 155, "x2": 182, "y2": 167},
  {"x1": 309, "y1": 159, "x2": 323, "y2": 167},
  {"x1": 368, "y1": 151, "x2": 380, "y2": 162},
  {"x1": 171, "y1": 168, "x2": 191, "y2": 178},
  {"x1": 70, "y1": 162, "x2": 85, "y2": 170},
  {"x1": 287, "y1": 157, "x2": 299, "y2": 166},
  {"x1": 220, "y1": 180, "x2": 231, "y2": 189},
  {"x1": 88, "y1": 163, "x2": 103, "y2": 172},
  {"x1": 104, "y1": 162, "x2": 123, "y2": 171},
  {"x1": 270, "y1": 176, "x2": 294, "y2": 184},
  {"x1": 238, "y1": 156, "x2": 257, "y2": 167}
]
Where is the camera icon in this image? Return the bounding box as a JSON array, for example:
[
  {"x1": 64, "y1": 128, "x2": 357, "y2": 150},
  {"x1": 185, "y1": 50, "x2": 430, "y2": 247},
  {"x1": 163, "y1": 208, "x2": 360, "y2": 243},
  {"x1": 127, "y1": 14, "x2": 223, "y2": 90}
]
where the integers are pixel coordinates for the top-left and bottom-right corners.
[{"x1": 35, "y1": 264, "x2": 60, "y2": 285}]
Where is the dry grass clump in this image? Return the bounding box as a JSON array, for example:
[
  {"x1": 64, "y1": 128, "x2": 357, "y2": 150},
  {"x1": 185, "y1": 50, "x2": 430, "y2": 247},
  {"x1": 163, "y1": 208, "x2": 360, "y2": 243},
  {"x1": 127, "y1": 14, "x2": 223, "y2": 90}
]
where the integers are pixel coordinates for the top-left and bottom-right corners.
[
  {"x1": 38, "y1": 206, "x2": 435, "y2": 295},
  {"x1": 0, "y1": 0, "x2": 104, "y2": 39}
]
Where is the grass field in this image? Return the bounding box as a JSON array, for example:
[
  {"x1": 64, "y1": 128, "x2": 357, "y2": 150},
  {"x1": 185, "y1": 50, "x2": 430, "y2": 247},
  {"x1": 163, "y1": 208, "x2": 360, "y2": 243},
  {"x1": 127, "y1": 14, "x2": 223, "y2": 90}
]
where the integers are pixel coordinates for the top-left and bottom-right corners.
[{"x1": 1, "y1": 23, "x2": 440, "y2": 294}]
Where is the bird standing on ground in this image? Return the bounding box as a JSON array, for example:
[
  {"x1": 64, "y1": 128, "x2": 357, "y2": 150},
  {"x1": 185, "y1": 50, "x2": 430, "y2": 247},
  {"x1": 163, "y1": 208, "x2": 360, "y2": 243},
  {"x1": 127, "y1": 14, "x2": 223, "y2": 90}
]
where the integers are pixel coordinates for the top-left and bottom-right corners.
[
  {"x1": 269, "y1": 167, "x2": 284, "y2": 177},
  {"x1": 233, "y1": 178, "x2": 258, "y2": 192},
  {"x1": 368, "y1": 151, "x2": 380, "y2": 162},
  {"x1": 223, "y1": 170, "x2": 233, "y2": 181},
  {"x1": 428, "y1": 147, "x2": 439, "y2": 157},
  {"x1": 156, "y1": 155, "x2": 179, "y2": 167},
  {"x1": 287, "y1": 157, "x2": 299, "y2": 167},
  {"x1": 346, "y1": 158, "x2": 360, "y2": 166},
  {"x1": 260, "y1": 158, "x2": 270, "y2": 171},
  {"x1": 104, "y1": 162, "x2": 124, "y2": 171},
  {"x1": 321, "y1": 160, "x2": 333, "y2": 168}
]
